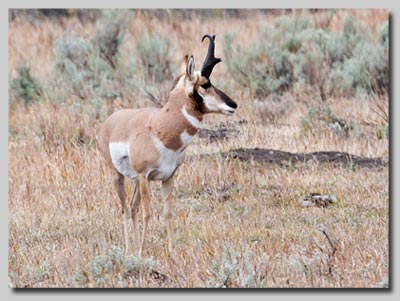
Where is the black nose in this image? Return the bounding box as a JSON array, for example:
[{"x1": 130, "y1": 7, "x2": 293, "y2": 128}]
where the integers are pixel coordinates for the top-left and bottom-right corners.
[
  {"x1": 215, "y1": 87, "x2": 237, "y2": 109},
  {"x1": 229, "y1": 99, "x2": 238, "y2": 109}
]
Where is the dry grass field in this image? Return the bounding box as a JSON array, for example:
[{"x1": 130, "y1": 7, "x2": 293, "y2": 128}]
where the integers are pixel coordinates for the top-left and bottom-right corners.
[{"x1": 8, "y1": 9, "x2": 389, "y2": 288}]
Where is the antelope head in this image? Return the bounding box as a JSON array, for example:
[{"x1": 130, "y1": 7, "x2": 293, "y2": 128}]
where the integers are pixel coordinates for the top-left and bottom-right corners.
[{"x1": 183, "y1": 34, "x2": 238, "y2": 116}]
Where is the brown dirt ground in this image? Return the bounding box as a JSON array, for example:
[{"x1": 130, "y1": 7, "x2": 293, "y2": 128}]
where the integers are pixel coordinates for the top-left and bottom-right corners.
[
  {"x1": 223, "y1": 148, "x2": 387, "y2": 169},
  {"x1": 197, "y1": 127, "x2": 387, "y2": 169}
]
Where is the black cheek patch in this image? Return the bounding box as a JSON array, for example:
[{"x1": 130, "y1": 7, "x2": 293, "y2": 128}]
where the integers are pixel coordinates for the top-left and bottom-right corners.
[
  {"x1": 192, "y1": 90, "x2": 204, "y2": 105},
  {"x1": 189, "y1": 90, "x2": 205, "y2": 113}
]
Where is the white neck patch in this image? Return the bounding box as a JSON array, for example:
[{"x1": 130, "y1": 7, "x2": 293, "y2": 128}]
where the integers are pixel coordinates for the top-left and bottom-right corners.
[
  {"x1": 180, "y1": 130, "x2": 193, "y2": 149},
  {"x1": 182, "y1": 106, "x2": 201, "y2": 129},
  {"x1": 151, "y1": 135, "x2": 185, "y2": 181}
]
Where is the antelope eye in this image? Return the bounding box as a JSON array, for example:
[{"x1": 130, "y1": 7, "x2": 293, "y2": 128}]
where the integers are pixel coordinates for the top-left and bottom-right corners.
[{"x1": 201, "y1": 81, "x2": 211, "y2": 89}]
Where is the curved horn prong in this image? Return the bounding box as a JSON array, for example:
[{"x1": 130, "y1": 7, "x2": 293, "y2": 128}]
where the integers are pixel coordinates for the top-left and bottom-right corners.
[{"x1": 201, "y1": 34, "x2": 221, "y2": 78}]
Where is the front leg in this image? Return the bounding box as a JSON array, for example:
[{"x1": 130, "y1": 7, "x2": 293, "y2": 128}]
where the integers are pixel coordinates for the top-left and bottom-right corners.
[
  {"x1": 130, "y1": 178, "x2": 141, "y2": 255},
  {"x1": 161, "y1": 176, "x2": 175, "y2": 253},
  {"x1": 138, "y1": 174, "x2": 151, "y2": 257}
]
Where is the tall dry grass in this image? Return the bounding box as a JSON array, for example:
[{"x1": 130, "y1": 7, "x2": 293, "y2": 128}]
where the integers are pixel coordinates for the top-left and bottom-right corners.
[{"x1": 8, "y1": 9, "x2": 389, "y2": 288}]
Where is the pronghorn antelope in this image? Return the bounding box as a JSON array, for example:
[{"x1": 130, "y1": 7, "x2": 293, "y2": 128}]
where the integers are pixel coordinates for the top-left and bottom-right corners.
[{"x1": 98, "y1": 34, "x2": 237, "y2": 256}]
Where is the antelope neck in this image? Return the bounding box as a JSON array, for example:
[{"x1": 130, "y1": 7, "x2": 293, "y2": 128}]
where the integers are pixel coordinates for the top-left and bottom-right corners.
[{"x1": 149, "y1": 100, "x2": 203, "y2": 151}]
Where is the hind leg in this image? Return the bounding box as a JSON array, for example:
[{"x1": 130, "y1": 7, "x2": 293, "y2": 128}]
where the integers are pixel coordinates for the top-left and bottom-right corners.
[
  {"x1": 130, "y1": 178, "x2": 141, "y2": 255},
  {"x1": 114, "y1": 171, "x2": 131, "y2": 253}
]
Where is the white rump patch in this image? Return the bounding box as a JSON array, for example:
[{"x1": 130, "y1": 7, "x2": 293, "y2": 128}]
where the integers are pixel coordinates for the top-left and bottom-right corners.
[
  {"x1": 182, "y1": 106, "x2": 201, "y2": 129},
  {"x1": 109, "y1": 142, "x2": 138, "y2": 179}
]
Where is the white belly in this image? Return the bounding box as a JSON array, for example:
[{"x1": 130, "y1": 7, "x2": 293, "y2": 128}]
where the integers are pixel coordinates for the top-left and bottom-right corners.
[
  {"x1": 109, "y1": 142, "x2": 138, "y2": 179},
  {"x1": 109, "y1": 131, "x2": 192, "y2": 182}
]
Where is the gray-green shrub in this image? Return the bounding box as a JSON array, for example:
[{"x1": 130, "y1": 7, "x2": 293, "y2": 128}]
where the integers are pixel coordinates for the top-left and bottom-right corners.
[
  {"x1": 207, "y1": 241, "x2": 269, "y2": 288},
  {"x1": 86, "y1": 245, "x2": 159, "y2": 287},
  {"x1": 10, "y1": 65, "x2": 43, "y2": 105},
  {"x1": 300, "y1": 101, "x2": 354, "y2": 136},
  {"x1": 53, "y1": 11, "x2": 132, "y2": 105},
  {"x1": 223, "y1": 13, "x2": 389, "y2": 99},
  {"x1": 55, "y1": 34, "x2": 94, "y2": 99},
  {"x1": 93, "y1": 10, "x2": 127, "y2": 69},
  {"x1": 135, "y1": 32, "x2": 176, "y2": 83}
]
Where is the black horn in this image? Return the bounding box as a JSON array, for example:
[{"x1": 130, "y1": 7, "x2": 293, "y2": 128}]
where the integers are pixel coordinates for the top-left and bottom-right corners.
[{"x1": 201, "y1": 34, "x2": 221, "y2": 78}]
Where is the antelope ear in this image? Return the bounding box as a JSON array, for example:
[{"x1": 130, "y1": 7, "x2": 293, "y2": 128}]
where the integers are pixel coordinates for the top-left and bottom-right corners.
[{"x1": 186, "y1": 55, "x2": 195, "y2": 81}]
